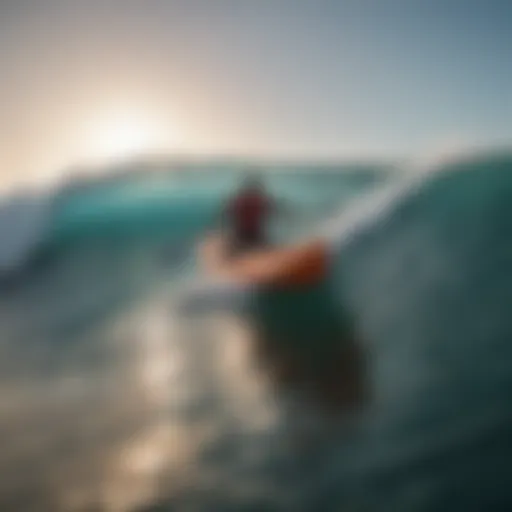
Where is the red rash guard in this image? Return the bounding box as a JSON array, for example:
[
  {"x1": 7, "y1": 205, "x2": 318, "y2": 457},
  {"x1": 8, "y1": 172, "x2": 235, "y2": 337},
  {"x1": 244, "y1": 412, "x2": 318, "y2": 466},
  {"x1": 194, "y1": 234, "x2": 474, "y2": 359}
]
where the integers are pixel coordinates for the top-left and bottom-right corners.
[{"x1": 228, "y1": 191, "x2": 271, "y2": 238}]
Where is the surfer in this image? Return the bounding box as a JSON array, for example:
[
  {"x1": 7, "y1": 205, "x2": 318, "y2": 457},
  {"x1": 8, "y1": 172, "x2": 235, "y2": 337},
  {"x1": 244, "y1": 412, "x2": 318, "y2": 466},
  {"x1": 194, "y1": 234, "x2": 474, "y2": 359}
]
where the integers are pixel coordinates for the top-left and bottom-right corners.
[{"x1": 222, "y1": 173, "x2": 277, "y2": 256}]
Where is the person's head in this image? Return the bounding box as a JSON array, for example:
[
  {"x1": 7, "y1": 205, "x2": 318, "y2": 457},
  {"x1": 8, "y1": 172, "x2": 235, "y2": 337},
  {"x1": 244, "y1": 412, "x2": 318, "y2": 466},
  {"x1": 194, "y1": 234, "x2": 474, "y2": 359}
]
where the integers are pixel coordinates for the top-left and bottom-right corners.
[{"x1": 242, "y1": 170, "x2": 264, "y2": 193}]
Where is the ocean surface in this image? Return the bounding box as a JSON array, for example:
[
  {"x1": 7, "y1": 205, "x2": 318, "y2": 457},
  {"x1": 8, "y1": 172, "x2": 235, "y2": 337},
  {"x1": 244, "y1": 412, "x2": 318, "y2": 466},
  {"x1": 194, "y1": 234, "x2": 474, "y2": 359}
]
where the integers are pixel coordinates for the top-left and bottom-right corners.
[{"x1": 0, "y1": 153, "x2": 511, "y2": 511}]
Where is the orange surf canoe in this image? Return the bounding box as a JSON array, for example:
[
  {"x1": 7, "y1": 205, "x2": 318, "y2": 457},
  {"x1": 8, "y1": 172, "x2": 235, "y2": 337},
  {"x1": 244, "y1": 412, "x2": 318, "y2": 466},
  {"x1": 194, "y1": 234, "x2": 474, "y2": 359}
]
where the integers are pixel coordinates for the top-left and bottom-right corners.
[{"x1": 199, "y1": 233, "x2": 329, "y2": 288}]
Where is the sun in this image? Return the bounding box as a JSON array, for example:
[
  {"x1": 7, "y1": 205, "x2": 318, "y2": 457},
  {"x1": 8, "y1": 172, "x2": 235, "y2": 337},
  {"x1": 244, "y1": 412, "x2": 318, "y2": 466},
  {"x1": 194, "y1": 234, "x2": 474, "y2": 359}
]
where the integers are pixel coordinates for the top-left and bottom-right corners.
[
  {"x1": 82, "y1": 110, "x2": 179, "y2": 164},
  {"x1": 99, "y1": 122, "x2": 154, "y2": 159}
]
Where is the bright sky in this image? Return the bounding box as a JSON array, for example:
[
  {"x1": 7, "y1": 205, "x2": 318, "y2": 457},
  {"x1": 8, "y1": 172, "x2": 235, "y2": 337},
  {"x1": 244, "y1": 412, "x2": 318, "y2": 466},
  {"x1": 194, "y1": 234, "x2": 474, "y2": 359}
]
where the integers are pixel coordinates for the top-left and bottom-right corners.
[{"x1": 1, "y1": 0, "x2": 511, "y2": 184}]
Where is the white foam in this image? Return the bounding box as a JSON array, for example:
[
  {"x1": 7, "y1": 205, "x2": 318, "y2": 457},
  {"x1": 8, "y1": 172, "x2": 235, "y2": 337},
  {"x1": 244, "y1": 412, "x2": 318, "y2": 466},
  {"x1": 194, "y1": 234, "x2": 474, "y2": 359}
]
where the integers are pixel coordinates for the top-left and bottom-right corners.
[
  {"x1": 178, "y1": 278, "x2": 254, "y2": 315},
  {"x1": 319, "y1": 151, "x2": 462, "y2": 254}
]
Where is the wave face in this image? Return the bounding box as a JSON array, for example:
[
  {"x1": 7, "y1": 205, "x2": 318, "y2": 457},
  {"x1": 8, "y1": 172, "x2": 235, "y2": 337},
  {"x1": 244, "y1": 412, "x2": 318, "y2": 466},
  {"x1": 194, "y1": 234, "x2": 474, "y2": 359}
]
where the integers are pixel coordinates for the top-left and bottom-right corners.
[
  {"x1": 1, "y1": 154, "x2": 512, "y2": 511},
  {"x1": 320, "y1": 152, "x2": 512, "y2": 511},
  {"x1": 48, "y1": 166, "x2": 384, "y2": 245}
]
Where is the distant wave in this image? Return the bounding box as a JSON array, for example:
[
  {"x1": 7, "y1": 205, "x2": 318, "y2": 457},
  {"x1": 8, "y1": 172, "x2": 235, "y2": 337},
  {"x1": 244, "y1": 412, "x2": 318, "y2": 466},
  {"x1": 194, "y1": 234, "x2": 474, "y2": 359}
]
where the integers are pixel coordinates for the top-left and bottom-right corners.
[{"x1": 0, "y1": 150, "x2": 509, "y2": 285}]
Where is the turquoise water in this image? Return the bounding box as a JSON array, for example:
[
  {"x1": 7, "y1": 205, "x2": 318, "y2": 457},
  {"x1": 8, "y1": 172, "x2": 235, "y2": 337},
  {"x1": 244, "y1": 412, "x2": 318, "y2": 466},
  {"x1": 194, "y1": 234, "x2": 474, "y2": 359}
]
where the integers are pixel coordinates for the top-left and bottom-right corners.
[{"x1": 0, "y1": 154, "x2": 512, "y2": 511}]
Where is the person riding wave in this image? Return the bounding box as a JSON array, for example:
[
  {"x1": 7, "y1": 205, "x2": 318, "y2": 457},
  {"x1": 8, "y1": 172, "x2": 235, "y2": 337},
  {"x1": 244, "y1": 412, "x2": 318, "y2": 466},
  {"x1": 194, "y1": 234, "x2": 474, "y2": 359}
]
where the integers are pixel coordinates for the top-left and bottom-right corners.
[{"x1": 222, "y1": 173, "x2": 277, "y2": 256}]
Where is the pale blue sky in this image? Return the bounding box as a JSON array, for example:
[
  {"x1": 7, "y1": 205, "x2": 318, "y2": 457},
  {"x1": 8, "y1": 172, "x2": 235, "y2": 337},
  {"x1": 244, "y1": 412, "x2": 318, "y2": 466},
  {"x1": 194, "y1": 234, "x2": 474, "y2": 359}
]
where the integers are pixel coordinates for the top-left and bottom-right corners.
[{"x1": 1, "y1": 0, "x2": 511, "y2": 180}]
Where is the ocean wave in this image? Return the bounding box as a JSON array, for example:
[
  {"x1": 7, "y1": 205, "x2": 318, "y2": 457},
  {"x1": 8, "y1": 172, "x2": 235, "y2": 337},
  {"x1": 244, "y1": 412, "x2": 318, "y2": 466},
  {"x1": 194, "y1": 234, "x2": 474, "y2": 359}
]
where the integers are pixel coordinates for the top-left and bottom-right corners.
[
  {"x1": 0, "y1": 163, "x2": 389, "y2": 280},
  {"x1": 0, "y1": 150, "x2": 512, "y2": 510}
]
